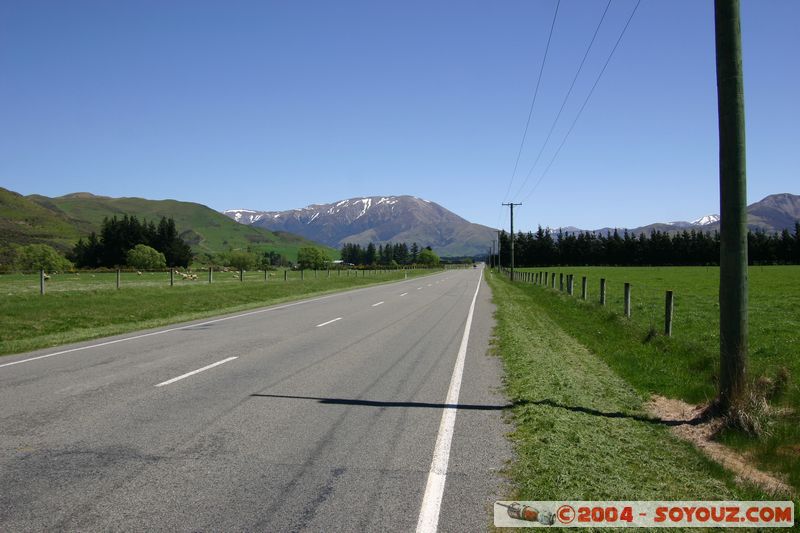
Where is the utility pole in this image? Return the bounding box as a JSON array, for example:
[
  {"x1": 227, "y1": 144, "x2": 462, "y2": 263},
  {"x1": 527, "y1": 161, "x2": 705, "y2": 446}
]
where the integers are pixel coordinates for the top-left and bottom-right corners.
[
  {"x1": 715, "y1": 0, "x2": 748, "y2": 411},
  {"x1": 502, "y1": 203, "x2": 522, "y2": 281},
  {"x1": 497, "y1": 230, "x2": 502, "y2": 270}
]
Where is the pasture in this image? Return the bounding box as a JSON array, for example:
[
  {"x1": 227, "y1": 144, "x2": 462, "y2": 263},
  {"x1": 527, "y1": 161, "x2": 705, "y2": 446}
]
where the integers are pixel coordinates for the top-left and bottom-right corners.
[
  {"x1": 513, "y1": 265, "x2": 800, "y2": 492},
  {"x1": 0, "y1": 268, "x2": 434, "y2": 357}
]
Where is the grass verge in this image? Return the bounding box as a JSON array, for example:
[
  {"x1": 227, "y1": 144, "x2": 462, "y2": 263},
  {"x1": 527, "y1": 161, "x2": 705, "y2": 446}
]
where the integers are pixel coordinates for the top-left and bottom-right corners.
[
  {"x1": 516, "y1": 266, "x2": 800, "y2": 495},
  {"x1": 486, "y1": 270, "x2": 771, "y2": 509},
  {"x1": 0, "y1": 269, "x2": 436, "y2": 356}
]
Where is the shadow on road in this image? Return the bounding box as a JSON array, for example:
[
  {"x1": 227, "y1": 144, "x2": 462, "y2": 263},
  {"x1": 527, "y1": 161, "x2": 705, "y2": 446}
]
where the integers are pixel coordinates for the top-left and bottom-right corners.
[{"x1": 249, "y1": 394, "x2": 706, "y2": 426}]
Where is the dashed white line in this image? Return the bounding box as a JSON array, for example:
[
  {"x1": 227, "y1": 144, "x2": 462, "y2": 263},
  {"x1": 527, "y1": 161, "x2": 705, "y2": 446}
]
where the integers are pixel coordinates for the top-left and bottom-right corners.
[
  {"x1": 400, "y1": 292, "x2": 408, "y2": 297},
  {"x1": 0, "y1": 292, "x2": 349, "y2": 370},
  {"x1": 155, "y1": 356, "x2": 237, "y2": 387},
  {"x1": 417, "y1": 287, "x2": 423, "y2": 290},
  {"x1": 371, "y1": 301, "x2": 384, "y2": 307},
  {"x1": 316, "y1": 317, "x2": 342, "y2": 328}
]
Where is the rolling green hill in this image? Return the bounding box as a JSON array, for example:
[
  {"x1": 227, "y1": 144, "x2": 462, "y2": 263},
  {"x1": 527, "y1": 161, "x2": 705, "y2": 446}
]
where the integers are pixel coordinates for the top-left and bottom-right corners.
[
  {"x1": 1, "y1": 188, "x2": 334, "y2": 262},
  {"x1": 0, "y1": 188, "x2": 90, "y2": 252}
]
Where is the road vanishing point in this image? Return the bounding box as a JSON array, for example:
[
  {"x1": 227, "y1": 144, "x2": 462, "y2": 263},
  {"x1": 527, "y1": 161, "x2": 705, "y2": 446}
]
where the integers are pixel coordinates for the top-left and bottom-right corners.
[{"x1": 1, "y1": 268, "x2": 510, "y2": 532}]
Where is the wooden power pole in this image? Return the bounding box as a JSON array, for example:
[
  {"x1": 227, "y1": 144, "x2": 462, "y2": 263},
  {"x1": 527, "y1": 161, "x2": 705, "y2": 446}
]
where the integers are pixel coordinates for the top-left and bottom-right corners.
[
  {"x1": 502, "y1": 203, "x2": 521, "y2": 281},
  {"x1": 715, "y1": 0, "x2": 748, "y2": 410}
]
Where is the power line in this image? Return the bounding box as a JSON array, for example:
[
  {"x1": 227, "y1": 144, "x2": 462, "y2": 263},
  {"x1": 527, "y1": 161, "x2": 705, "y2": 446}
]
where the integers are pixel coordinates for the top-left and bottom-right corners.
[
  {"x1": 512, "y1": 0, "x2": 612, "y2": 201},
  {"x1": 501, "y1": 0, "x2": 561, "y2": 204},
  {"x1": 521, "y1": 0, "x2": 642, "y2": 204}
]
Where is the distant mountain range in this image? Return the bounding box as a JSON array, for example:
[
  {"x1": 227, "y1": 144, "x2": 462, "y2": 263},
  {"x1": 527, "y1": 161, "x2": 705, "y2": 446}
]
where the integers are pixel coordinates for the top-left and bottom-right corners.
[
  {"x1": 224, "y1": 195, "x2": 497, "y2": 257},
  {"x1": 0, "y1": 188, "x2": 330, "y2": 260},
  {"x1": 558, "y1": 193, "x2": 799, "y2": 236}
]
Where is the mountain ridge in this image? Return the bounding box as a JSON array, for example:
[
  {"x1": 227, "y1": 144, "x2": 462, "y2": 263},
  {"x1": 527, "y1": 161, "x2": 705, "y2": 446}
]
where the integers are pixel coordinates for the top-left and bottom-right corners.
[
  {"x1": 552, "y1": 193, "x2": 799, "y2": 236},
  {"x1": 224, "y1": 195, "x2": 496, "y2": 257}
]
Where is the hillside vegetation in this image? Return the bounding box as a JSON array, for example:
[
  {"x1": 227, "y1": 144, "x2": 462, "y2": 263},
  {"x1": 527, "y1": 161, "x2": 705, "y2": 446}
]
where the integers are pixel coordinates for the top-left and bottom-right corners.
[{"x1": 0, "y1": 188, "x2": 334, "y2": 263}]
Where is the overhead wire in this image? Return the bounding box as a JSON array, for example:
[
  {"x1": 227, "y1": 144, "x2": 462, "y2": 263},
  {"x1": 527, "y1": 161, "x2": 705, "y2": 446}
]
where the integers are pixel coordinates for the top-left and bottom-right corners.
[
  {"x1": 500, "y1": 0, "x2": 561, "y2": 204},
  {"x1": 521, "y1": 0, "x2": 642, "y2": 204},
  {"x1": 511, "y1": 0, "x2": 612, "y2": 201}
]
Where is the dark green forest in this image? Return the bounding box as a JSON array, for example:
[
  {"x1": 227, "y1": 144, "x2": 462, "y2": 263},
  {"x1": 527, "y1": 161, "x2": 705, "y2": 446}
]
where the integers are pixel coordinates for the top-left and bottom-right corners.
[
  {"x1": 495, "y1": 224, "x2": 800, "y2": 267},
  {"x1": 71, "y1": 215, "x2": 193, "y2": 268},
  {"x1": 340, "y1": 242, "x2": 440, "y2": 266}
]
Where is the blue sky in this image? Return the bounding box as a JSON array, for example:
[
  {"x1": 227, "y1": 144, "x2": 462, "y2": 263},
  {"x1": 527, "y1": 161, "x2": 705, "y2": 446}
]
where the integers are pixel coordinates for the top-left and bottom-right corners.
[{"x1": 1, "y1": 0, "x2": 797, "y2": 232}]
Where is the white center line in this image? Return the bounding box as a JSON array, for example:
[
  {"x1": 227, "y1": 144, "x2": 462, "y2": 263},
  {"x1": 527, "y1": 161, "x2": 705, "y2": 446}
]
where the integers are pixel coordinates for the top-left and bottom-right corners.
[
  {"x1": 417, "y1": 287, "x2": 423, "y2": 290},
  {"x1": 400, "y1": 292, "x2": 409, "y2": 297},
  {"x1": 427, "y1": 284, "x2": 432, "y2": 287},
  {"x1": 316, "y1": 317, "x2": 342, "y2": 328},
  {"x1": 415, "y1": 269, "x2": 483, "y2": 533},
  {"x1": 371, "y1": 301, "x2": 384, "y2": 307},
  {"x1": 155, "y1": 356, "x2": 237, "y2": 387}
]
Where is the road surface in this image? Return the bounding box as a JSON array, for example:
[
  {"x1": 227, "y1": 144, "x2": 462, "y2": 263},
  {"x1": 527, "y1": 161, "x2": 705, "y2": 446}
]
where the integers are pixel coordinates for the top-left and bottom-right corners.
[{"x1": 0, "y1": 267, "x2": 511, "y2": 532}]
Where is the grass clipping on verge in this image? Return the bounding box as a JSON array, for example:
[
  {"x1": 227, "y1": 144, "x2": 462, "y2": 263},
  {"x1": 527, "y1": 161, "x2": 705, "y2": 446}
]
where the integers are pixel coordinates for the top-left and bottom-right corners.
[
  {"x1": 647, "y1": 395, "x2": 793, "y2": 497},
  {"x1": 486, "y1": 271, "x2": 770, "y2": 502}
]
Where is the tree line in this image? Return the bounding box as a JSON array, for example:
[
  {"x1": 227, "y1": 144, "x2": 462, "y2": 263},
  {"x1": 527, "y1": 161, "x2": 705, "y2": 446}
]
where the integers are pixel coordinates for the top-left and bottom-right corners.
[
  {"x1": 340, "y1": 241, "x2": 439, "y2": 266},
  {"x1": 72, "y1": 215, "x2": 193, "y2": 268},
  {"x1": 495, "y1": 223, "x2": 800, "y2": 267}
]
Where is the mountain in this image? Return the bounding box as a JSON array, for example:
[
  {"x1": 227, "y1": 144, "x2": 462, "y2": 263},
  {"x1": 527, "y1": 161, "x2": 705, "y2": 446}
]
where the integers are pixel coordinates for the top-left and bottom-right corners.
[
  {"x1": 557, "y1": 193, "x2": 798, "y2": 236},
  {"x1": 0, "y1": 187, "x2": 332, "y2": 261},
  {"x1": 224, "y1": 196, "x2": 497, "y2": 257},
  {"x1": 745, "y1": 193, "x2": 800, "y2": 232}
]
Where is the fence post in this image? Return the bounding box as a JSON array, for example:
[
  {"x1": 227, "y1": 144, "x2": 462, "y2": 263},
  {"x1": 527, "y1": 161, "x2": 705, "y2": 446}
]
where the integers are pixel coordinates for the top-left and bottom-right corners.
[
  {"x1": 665, "y1": 290, "x2": 674, "y2": 337},
  {"x1": 265, "y1": 269, "x2": 268, "y2": 282},
  {"x1": 284, "y1": 269, "x2": 288, "y2": 281},
  {"x1": 624, "y1": 282, "x2": 632, "y2": 318},
  {"x1": 209, "y1": 266, "x2": 213, "y2": 283},
  {"x1": 600, "y1": 278, "x2": 606, "y2": 306},
  {"x1": 559, "y1": 273, "x2": 564, "y2": 291},
  {"x1": 40, "y1": 269, "x2": 45, "y2": 295},
  {"x1": 170, "y1": 269, "x2": 174, "y2": 287},
  {"x1": 581, "y1": 276, "x2": 587, "y2": 300},
  {"x1": 240, "y1": 268, "x2": 244, "y2": 282},
  {"x1": 551, "y1": 272, "x2": 556, "y2": 289},
  {"x1": 117, "y1": 269, "x2": 121, "y2": 289},
  {"x1": 567, "y1": 275, "x2": 574, "y2": 296}
]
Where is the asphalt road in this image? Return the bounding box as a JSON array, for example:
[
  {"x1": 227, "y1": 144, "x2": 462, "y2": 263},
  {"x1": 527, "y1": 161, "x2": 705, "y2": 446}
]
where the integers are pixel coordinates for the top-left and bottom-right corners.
[{"x1": 0, "y1": 267, "x2": 511, "y2": 532}]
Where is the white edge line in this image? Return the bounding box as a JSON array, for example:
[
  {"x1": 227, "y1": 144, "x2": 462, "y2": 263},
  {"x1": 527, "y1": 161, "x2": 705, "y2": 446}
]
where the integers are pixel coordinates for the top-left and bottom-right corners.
[
  {"x1": 0, "y1": 269, "x2": 447, "y2": 370},
  {"x1": 155, "y1": 356, "x2": 238, "y2": 387},
  {"x1": 415, "y1": 269, "x2": 482, "y2": 533},
  {"x1": 316, "y1": 317, "x2": 342, "y2": 328},
  {"x1": 371, "y1": 301, "x2": 384, "y2": 307}
]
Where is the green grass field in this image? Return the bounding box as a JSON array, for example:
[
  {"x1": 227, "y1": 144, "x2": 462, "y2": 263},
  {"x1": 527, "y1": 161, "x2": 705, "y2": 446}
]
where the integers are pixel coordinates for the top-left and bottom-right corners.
[
  {"x1": 511, "y1": 265, "x2": 800, "y2": 493},
  {"x1": 486, "y1": 271, "x2": 770, "y2": 507},
  {"x1": 0, "y1": 268, "x2": 436, "y2": 356}
]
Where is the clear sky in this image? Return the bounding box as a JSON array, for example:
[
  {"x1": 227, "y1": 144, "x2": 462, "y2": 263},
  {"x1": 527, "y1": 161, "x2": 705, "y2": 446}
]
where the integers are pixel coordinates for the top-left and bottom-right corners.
[{"x1": 1, "y1": 1, "x2": 797, "y2": 233}]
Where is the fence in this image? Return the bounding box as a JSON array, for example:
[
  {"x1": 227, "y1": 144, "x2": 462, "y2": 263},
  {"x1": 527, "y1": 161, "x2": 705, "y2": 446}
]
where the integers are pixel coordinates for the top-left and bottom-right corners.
[
  {"x1": 2, "y1": 266, "x2": 453, "y2": 296},
  {"x1": 501, "y1": 267, "x2": 676, "y2": 337}
]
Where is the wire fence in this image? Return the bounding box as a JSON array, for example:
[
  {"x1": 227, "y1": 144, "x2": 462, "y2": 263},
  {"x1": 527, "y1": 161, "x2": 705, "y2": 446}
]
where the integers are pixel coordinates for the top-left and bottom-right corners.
[
  {"x1": 0, "y1": 266, "x2": 460, "y2": 296},
  {"x1": 501, "y1": 266, "x2": 685, "y2": 338}
]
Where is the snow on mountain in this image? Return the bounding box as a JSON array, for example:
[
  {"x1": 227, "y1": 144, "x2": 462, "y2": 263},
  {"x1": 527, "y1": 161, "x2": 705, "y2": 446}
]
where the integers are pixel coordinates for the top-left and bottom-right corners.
[
  {"x1": 222, "y1": 195, "x2": 496, "y2": 257},
  {"x1": 691, "y1": 214, "x2": 720, "y2": 226},
  {"x1": 222, "y1": 209, "x2": 264, "y2": 224}
]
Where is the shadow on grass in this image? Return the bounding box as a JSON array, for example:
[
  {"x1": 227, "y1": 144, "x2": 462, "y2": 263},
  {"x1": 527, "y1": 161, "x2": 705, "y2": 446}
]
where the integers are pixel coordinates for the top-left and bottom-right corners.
[{"x1": 249, "y1": 393, "x2": 707, "y2": 426}]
